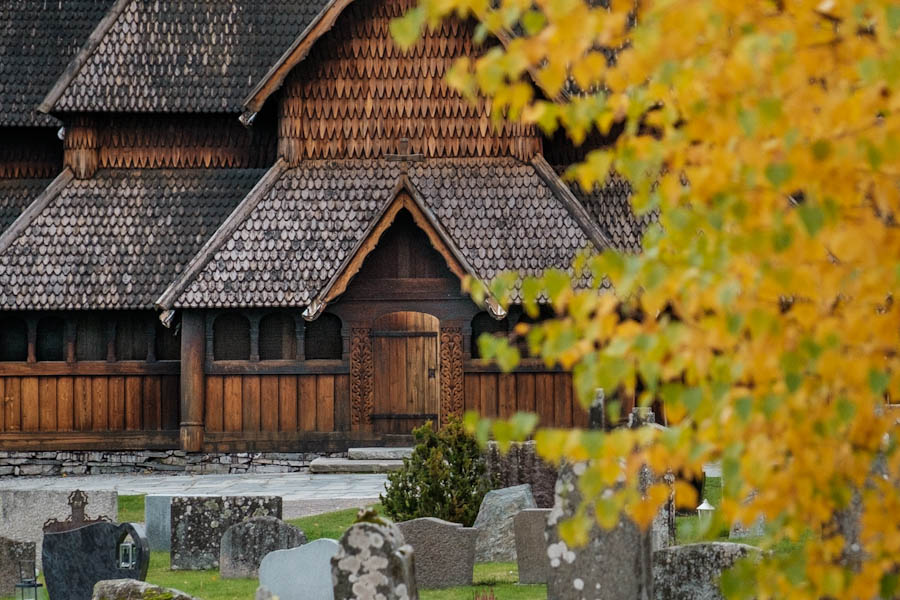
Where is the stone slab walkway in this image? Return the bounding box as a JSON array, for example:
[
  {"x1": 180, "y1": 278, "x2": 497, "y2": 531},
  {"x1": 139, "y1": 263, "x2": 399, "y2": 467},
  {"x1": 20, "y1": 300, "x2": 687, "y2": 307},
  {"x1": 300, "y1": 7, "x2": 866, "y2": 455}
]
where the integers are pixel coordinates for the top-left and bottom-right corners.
[{"x1": 0, "y1": 472, "x2": 388, "y2": 518}]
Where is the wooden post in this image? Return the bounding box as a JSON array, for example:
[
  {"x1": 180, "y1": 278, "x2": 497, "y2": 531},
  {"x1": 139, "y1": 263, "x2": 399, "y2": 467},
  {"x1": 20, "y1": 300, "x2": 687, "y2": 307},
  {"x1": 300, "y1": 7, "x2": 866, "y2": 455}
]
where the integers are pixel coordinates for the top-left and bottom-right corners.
[{"x1": 180, "y1": 311, "x2": 205, "y2": 452}]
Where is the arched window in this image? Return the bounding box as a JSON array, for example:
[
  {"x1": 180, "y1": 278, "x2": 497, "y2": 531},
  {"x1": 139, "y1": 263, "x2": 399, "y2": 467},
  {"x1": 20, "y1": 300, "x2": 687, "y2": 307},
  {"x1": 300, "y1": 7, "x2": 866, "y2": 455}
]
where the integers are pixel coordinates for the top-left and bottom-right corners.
[
  {"x1": 0, "y1": 317, "x2": 28, "y2": 361},
  {"x1": 213, "y1": 313, "x2": 251, "y2": 360},
  {"x1": 36, "y1": 316, "x2": 65, "y2": 361},
  {"x1": 115, "y1": 312, "x2": 149, "y2": 360},
  {"x1": 305, "y1": 313, "x2": 342, "y2": 360},
  {"x1": 259, "y1": 312, "x2": 297, "y2": 360},
  {"x1": 76, "y1": 313, "x2": 107, "y2": 360},
  {"x1": 470, "y1": 312, "x2": 509, "y2": 359},
  {"x1": 155, "y1": 318, "x2": 180, "y2": 361}
]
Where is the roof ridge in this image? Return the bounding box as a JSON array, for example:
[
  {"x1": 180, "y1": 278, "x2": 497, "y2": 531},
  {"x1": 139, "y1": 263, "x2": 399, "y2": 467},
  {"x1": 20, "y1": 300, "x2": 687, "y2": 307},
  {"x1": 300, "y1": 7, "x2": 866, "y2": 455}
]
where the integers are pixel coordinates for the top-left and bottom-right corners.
[
  {"x1": 37, "y1": 0, "x2": 134, "y2": 114},
  {"x1": 155, "y1": 159, "x2": 289, "y2": 312},
  {"x1": 0, "y1": 169, "x2": 74, "y2": 255},
  {"x1": 240, "y1": 0, "x2": 352, "y2": 124},
  {"x1": 530, "y1": 153, "x2": 613, "y2": 251}
]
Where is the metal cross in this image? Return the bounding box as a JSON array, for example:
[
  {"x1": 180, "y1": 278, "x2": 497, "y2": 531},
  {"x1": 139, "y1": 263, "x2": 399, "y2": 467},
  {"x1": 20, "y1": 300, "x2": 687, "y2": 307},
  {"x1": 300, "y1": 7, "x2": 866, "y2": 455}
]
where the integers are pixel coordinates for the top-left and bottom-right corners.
[{"x1": 384, "y1": 138, "x2": 424, "y2": 174}]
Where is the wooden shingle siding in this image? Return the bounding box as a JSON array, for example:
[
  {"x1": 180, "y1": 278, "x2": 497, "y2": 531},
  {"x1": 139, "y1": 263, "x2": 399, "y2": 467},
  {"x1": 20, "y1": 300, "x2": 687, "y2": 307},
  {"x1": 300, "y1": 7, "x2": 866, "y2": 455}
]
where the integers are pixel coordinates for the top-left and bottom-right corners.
[{"x1": 278, "y1": 0, "x2": 541, "y2": 162}]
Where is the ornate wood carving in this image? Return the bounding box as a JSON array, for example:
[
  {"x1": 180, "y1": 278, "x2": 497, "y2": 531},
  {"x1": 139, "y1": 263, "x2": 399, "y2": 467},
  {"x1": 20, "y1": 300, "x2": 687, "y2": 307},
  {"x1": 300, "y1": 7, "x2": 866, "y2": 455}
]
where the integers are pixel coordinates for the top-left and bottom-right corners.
[
  {"x1": 440, "y1": 327, "x2": 464, "y2": 423},
  {"x1": 350, "y1": 327, "x2": 374, "y2": 431},
  {"x1": 277, "y1": 0, "x2": 542, "y2": 163}
]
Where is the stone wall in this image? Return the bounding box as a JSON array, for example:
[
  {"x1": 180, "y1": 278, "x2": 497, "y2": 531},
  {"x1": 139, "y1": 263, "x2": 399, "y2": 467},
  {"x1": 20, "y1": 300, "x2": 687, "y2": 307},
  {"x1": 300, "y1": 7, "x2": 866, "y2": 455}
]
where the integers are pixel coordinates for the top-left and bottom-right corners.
[
  {"x1": 0, "y1": 451, "x2": 346, "y2": 477},
  {"x1": 484, "y1": 440, "x2": 558, "y2": 508}
]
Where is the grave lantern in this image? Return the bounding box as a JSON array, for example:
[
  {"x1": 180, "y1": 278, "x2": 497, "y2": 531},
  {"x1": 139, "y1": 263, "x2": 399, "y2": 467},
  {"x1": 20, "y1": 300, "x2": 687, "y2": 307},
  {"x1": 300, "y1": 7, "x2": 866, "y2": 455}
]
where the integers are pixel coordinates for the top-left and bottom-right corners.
[
  {"x1": 697, "y1": 498, "x2": 715, "y2": 524},
  {"x1": 15, "y1": 560, "x2": 42, "y2": 600},
  {"x1": 118, "y1": 538, "x2": 137, "y2": 569}
]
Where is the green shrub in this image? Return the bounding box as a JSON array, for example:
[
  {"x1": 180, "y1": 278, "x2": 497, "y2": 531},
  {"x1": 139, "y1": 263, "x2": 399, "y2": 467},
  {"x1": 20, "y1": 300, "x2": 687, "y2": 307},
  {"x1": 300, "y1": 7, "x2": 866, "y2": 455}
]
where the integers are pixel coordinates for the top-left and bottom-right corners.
[{"x1": 380, "y1": 419, "x2": 493, "y2": 527}]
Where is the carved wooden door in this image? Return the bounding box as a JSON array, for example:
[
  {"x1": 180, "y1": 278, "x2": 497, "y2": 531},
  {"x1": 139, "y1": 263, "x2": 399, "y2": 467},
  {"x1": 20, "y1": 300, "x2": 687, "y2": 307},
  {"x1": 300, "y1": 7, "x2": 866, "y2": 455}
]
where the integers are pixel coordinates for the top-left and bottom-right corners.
[{"x1": 372, "y1": 312, "x2": 440, "y2": 433}]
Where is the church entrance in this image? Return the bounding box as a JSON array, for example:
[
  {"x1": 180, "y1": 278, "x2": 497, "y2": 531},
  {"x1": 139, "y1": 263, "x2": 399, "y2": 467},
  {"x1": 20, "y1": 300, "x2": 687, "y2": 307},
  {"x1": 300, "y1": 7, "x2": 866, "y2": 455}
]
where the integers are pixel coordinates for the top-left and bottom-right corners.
[{"x1": 371, "y1": 311, "x2": 440, "y2": 434}]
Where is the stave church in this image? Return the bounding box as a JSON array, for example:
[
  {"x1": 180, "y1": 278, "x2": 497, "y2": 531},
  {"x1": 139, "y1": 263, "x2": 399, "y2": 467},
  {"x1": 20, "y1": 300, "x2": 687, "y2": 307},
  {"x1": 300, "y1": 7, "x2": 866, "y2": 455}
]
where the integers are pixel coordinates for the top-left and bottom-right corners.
[{"x1": 0, "y1": 0, "x2": 653, "y2": 459}]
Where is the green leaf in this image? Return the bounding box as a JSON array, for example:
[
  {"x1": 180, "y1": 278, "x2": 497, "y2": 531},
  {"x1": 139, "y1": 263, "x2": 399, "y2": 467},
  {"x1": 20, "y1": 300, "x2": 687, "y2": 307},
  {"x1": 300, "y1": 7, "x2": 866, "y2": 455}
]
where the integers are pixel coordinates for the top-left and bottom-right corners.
[
  {"x1": 836, "y1": 397, "x2": 856, "y2": 423},
  {"x1": 389, "y1": 6, "x2": 425, "y2": 50},
  {"x1": 735, "y1": 396, "x2": 753, "y2": 422},
  {"x1": 764, "y1": 162, "x2": 793, "y2": 187},
  {"x1": 797, "y1": 203, "x2": 824, "y2": 236},
  {"x1": 811, "y1": 139, "x2": 831, "y2": 161},
  {"x1": 888, "y1": 5, "x2": 900, "y2": 31},
  {"x1": 521, "y1": 9, "x2": 546, "y2": 35},
  {"x1": 868, "y1": 369, "x2": 890, "y2": 396}
]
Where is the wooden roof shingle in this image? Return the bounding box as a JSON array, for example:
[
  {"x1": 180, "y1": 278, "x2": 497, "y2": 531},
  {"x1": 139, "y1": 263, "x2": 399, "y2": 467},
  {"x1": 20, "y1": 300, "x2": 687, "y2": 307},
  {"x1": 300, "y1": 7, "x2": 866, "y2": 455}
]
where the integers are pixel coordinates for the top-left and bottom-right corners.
[
  {"x1": 0, "y1": 168, "x2": 265, "y2": 310},
  {"x1": 0, "y1": 0, "x2": 115, "y2": 127},
  {"x1": 41, "y1": 0, "x2": 331, "y2": 115}
]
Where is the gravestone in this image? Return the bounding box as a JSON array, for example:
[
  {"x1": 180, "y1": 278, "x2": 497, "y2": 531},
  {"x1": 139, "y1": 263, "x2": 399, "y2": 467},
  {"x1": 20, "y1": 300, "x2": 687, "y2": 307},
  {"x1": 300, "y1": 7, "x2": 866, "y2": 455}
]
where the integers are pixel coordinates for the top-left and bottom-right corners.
[
  {"x1": 396, "y1": 517, "x2": 477, "y2": 588},
  {"x1": 92, "y1": 579, "x2": 197, "y2": 600},
  {"x1": 546, "y1": 463, "x2": 653, "y2": 600},
  {"x1": 43, "y1": 490, "x2": 113, "y2": 533},
  {"x1": 332, "y1": 520, "x2": 417, "y2": 600},
  {"x1": 514, "y1": 509, "x2": 551, "y2": 584},
  {"x1": 653, "y1": 542, "x2": 760, "y2": 600},
  {"x1": 729, "y1": 492, "x2": 765, "y2": 539},
  {"x1": 43, "y1": 522, "x2": 149, "y2": 600},
  {"x1": 220, "y1": 516, "x2": 306, "y2": 579},
  {"x1": 0, "y1": 489, "x2": 117, "y2": 569},
  {"x1": 259, "y1": 538, "x2": 339, "y2": 600},
  {"x1": 144, "y1": 495, "x2": 173, "y2": 551},
  {"x1": 0, "y1": 536, "x2": 35, "y2": 596},
  {"x1": 170, "y1": 495, "x2": 282, "y2": 570},
  {"x1": 473, "y1": 483, "x2": 536, "y2": 562}
]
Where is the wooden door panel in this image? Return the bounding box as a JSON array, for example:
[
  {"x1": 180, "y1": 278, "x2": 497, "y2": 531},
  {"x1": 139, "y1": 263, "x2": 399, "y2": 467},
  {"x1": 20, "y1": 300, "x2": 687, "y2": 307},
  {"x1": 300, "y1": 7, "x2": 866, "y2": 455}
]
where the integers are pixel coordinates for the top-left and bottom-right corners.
[{"x1": 372, "y1": 312, "x2": 440, "y2": 433}]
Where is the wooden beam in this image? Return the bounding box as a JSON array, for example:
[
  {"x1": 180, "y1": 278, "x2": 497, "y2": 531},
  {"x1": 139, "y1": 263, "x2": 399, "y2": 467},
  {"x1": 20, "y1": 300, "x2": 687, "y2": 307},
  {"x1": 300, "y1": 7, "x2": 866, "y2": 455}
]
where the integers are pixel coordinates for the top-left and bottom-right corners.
[
  {"x1": 0, "y1": 430, "x2": 179, "y2": 451},
  {"x1": 0, "y1": 169, "x2": 73, "y2": 255},
  {"x1": 179, "y1": 311, "x2": 204, "y2": 451},
  {"x1": 205, "y1": 360, "x2": 348, "y2": 376},
  {"x1": 0, "y1": 361, "x2": 179, "y2": 377}
]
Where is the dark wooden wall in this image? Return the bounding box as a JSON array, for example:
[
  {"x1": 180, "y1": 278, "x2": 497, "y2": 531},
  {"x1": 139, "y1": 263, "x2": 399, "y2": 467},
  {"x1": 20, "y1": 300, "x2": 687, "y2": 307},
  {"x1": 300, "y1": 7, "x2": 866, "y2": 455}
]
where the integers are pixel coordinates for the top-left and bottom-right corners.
[
  {"x1": 203, "y1": 374, "x2": 350, "y2": 433},
  {"x1": 464, "y1": 370, "x2": 588, "y2": 428},
  {"x1": 0, "y1": 374, "x2": 178, "y2": 433}
]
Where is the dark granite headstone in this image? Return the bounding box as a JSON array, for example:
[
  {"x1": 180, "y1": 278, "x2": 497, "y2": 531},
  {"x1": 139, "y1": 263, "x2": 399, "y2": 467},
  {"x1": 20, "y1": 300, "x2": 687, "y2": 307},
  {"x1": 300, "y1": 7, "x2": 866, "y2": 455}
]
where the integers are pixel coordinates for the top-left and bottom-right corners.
[
  {"x1": 219, "y1": 516, "x2": 306, "y2": 579},
  {"x1": 42, "y1": 522, "x2": 149, "y2": 600},
  {"x1": 170, "y1": 495, "x2": 282, "y2": 570},
  {"x1": 0, "y1": 535, "x2": 35, "y2": 596}
]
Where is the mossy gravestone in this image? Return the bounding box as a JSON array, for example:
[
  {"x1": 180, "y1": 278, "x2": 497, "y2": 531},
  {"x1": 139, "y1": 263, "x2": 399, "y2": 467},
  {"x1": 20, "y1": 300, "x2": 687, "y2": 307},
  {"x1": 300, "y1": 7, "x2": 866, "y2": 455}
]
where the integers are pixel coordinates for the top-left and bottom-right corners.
[
  {"x1": 220, "y1": 516, "x2": 306, "y2": 579},
  {"x1": 0, "y1": 535, "x2": 34, "y2": 596},
  {"x1": 332, "y1": 520, "x2": 417, "y2": 600},
  {"x1": 170, "y1": 496, "x2": 282, "y2": 570}
]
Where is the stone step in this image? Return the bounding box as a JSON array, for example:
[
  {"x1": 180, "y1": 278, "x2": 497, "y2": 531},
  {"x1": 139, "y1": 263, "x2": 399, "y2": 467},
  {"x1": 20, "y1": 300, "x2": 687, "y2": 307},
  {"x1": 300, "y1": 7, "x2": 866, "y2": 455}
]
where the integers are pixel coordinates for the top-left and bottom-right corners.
[
  {"x1": 309, "y1": 458, "x2": 404, "y2": 474},
  {"x1": 347, "y1": 447, "x2": 413, "y2": 461}
]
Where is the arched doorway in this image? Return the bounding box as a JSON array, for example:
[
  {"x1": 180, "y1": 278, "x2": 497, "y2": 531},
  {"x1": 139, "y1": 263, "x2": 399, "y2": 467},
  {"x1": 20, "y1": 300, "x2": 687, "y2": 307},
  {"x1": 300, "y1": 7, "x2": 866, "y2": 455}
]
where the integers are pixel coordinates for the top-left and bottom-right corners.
[{"x1": 372, "y1": 311, "x2": 440, "y2": 433}]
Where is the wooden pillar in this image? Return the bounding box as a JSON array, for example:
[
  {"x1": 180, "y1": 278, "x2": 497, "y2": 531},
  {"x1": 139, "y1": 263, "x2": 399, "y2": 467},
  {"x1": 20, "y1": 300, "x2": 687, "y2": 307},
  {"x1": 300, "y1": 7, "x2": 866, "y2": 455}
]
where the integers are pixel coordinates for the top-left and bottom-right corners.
[
  {"x1": 180, "y1": 311, "x2": 205, "y2": 452},
  {"x1": 439, "y1": 326, "x2": 464, "y2": 426}
]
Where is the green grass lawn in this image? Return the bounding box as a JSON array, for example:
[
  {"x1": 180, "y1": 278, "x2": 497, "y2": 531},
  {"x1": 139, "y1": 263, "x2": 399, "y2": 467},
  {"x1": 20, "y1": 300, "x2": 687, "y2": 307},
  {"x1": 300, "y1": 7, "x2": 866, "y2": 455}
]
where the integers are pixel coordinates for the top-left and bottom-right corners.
[{"x1": 118, "y1": 493, "x2": 146, "y2": 523}]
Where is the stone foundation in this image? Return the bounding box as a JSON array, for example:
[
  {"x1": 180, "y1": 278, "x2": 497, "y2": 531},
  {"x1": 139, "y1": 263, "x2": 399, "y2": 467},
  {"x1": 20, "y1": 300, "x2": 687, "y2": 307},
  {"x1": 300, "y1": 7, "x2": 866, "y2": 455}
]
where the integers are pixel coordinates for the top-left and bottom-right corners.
[{"x1": 0, "y1": 450, "x2": 347, "y2": 477}]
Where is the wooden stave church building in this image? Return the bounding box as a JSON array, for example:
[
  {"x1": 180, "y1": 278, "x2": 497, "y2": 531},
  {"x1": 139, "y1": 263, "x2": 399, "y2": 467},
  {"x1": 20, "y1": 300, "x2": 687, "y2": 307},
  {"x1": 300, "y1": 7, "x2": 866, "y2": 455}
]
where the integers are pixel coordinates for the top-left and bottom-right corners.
[{"x1": 0, "y1": 0, "x2": 653, "y2": 455}]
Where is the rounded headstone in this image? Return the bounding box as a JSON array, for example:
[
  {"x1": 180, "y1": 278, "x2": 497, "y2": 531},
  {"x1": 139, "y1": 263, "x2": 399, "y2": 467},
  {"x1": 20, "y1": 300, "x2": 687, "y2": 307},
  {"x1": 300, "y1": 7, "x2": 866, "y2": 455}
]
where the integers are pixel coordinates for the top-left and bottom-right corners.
[
  {"x1": 332, "y1": 521, "x2": 417, "y2": 600},
  {"x1": 220, "y1": 516, "x2": 306, "y2": 579}
]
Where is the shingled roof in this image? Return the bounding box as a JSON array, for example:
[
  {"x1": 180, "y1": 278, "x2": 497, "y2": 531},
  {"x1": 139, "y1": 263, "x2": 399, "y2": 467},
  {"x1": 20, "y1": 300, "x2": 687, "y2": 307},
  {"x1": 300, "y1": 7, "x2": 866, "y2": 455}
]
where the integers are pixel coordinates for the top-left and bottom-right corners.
[
  {"x1": 0, "y1": 178, "x2": 51, "y2": 234},
  {"x1": 0, "y1": 168, "x2": 265, "y2": 310},
  {"x1": 0, "y1": 0, "x2": 115, "y2": 126},
  {"x1": 41, "y1": 0, "x2": 331, "y2": 115},
  {"x1": 160, "y1": 157, "x2": 600, "y2": 310}
]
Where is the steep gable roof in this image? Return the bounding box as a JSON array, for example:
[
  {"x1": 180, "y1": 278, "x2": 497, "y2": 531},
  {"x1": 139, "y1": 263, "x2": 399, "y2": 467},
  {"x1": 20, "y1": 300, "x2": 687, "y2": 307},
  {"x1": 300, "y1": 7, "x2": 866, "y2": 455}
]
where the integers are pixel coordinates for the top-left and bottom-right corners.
[
  {"x1": 158, "y1": 156, "x2": 601, "y2": 311},
  {"x1": 0, "y1": 178, "x2": 54, "y2": 235},
  {"x1": 0, "y1": 169, "x2": 264, "y2": 310},
  {"x1": 0, "y1": 0, "x2": 116, "y2": 127},
  {"x1": 40, "y1": 0, "x2": 331, "y2": 115}
]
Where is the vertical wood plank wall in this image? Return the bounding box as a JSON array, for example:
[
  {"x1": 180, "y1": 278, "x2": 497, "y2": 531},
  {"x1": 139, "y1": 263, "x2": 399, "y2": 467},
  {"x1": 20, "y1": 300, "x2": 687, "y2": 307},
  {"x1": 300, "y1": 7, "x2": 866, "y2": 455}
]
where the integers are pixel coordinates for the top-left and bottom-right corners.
[
  {"x1": 203, "y1": 374, "x2": 350, "y2": 433},
  {"x1": 0, "y1": 375, "x2": 179, "y2": 432},
  {"x1": 464, "y1": 372, "x2": 588, "y2": 428}
]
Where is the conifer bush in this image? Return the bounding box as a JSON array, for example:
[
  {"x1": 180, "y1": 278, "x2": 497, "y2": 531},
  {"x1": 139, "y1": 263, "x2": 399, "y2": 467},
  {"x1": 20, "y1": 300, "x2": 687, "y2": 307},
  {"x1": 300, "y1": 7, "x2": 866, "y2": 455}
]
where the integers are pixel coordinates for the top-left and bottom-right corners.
[{"x1": 380, "y1": 418, "x2": 493, "y2": 527}]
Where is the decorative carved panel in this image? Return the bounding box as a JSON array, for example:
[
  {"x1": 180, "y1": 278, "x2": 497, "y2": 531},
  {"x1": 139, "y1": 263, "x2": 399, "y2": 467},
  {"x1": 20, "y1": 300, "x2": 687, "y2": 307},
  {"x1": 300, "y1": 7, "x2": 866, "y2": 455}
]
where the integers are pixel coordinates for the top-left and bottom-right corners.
[
  {"x1": 440, "y1": 327, "x2": 464, "y2": 423},
  {"x1": 350, "y1": 327, "x2": 374, "y2": 430}
]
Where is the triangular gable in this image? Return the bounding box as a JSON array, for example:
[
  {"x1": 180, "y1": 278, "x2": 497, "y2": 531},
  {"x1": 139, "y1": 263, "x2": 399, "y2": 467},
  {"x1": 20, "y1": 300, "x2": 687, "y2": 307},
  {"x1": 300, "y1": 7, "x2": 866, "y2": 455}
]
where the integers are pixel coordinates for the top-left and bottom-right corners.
[{"x1": 303, "y1": 176, "x2": 496, "y2": 319}]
